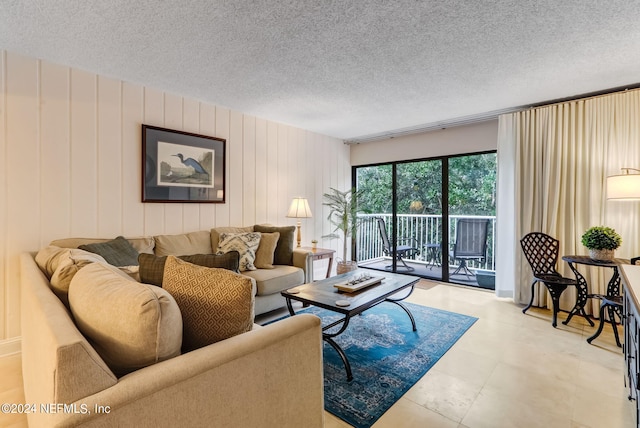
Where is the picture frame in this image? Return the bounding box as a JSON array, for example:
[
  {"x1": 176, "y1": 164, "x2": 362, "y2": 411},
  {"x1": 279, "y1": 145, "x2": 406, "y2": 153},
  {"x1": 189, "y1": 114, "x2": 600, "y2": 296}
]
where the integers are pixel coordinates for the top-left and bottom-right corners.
[{"x1": 142, "y1": 125, "x2": 226, "y2": 203}]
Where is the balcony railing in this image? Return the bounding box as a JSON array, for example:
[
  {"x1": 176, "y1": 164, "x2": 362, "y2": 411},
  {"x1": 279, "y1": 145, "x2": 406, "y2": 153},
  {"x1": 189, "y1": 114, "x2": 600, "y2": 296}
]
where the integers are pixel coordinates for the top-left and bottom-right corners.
[{"x1": 356, "y1": 213, "x2": 496, "y2": 272}]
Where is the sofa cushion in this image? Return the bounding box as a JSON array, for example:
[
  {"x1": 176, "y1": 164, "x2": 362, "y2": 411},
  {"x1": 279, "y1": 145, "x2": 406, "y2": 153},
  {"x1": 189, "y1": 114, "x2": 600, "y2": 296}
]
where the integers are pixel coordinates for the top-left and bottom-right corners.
[
  {"x1": 254, "y1": 225, "x2": 296, "y2": 265},
  {"x1": 210, "y1": 226, "x2": 254, "y2": 251},
  {"x1": 35, "y1": 246, "x2": 108, "y2": 308},
  {"x1": 254, "y1": 232, "x2": 280, "y2": 269},
  {"x1": 35, "y1": 246, "x2": 105, "y2": 278},
  {"x1": 216, "y1": 232, "x2": 261, "y2": 271},
  {"x1": 154, "y1": 230, "x2": 213, "y2": 256},
  {"x1": 138, "y1": 252, "x2": 240, "y2": 286},
  {"x1": 68, "y1": 262, "x2": 183, "y2": 376},
  {"x1": 242, "y1": 265, "x2": 305, "y2": 296},
  {"x1": 50, "y1": 236, "x2": 155, "y2": 254},
  {"x1": 78, "y1": 236, "x2": 140, "y2": 267},
  {"x1": 162, "y1": 256, "x2": 254, "y2": 352}
]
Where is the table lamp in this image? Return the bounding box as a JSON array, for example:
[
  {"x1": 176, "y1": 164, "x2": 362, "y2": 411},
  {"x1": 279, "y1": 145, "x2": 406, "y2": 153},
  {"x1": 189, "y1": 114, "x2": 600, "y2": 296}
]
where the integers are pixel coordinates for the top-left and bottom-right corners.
[
  {"x1": 607, "y1": 167, "x2": 640, "y2": 264},
  {"x1": 607, "y1": 168, "x2": 640, "y2": 200},
  {"x1": 287, "y1": 197, "x2": 312, "y2": 247}
]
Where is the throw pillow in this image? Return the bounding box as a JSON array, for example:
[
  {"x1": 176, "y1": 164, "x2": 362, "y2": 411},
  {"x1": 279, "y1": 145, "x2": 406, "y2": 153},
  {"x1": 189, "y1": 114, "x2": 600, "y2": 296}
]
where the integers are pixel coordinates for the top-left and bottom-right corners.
[
  {"x1": 138, "y1": 251, "x2": 240, "y2": 286},
  {"x1": 210, "y1": 226, "x2": 254, "y2": 252},
  {"x1": 162, "y1": 256, "x2": 254, "y2": 352},
  {"x1": 78, "y1": 236, "x2": 140, "y2": 267},
  {"x1": 36, "y1": 246, "x2": 106, "y2": 278},
  {"x1": 216, "y1": 232, "x2": 261, "y2": 271},
  {"x1": 68, "y1": 262, "x2": 182, "y2": 376},
  {"x1": 253, "y1": 225, "x2": 296, "y2": 265},
  {"x1": 254, "y1": 232, "x2": 280, "y2": 269},
  {"x1": 35, "y1": 246, "x2": 108, "y2": 308}
]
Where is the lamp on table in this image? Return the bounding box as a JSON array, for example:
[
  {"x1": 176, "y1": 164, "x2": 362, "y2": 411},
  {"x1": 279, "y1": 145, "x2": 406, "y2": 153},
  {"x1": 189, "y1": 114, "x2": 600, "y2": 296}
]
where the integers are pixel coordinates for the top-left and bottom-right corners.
[
  {"x1": 607, "y1": 168, "x2": 640, "y2": 201},
  {"x1": 607, "y1": 167, "x2": 640, "y2": 264},
  {"x1": 287, "y1": 197, "x2": 313, "y2": 248}
]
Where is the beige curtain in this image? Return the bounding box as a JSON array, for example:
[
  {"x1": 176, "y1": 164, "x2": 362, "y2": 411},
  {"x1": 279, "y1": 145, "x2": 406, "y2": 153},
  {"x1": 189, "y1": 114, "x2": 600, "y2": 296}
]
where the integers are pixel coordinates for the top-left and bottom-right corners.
[{"x1": 496, "y1": 89, "x2": 640, "y2": 315}]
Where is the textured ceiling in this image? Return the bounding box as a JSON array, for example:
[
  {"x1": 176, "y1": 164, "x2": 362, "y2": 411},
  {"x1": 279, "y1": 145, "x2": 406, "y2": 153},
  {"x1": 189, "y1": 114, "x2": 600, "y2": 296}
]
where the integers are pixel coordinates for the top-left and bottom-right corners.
[{"x1": 2, "y1": 0, "x2": 640, "y2": 141}]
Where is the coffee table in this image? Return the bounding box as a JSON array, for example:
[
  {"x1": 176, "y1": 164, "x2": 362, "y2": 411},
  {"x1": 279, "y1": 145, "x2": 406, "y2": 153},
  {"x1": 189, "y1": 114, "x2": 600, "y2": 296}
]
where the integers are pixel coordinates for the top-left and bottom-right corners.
[{"x1": 281, "y1": 268, "x2": 420, "y2": 381}]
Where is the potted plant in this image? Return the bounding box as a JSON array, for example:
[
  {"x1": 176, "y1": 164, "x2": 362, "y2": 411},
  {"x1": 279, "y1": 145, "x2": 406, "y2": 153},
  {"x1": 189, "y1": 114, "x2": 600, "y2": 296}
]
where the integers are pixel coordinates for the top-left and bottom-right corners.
[
  {"x1": 581, "y1": 226, "x2": 622, "y2": 261},
  {"x1": 322, "y1": 187, "x2": 366, "y2": 274}
]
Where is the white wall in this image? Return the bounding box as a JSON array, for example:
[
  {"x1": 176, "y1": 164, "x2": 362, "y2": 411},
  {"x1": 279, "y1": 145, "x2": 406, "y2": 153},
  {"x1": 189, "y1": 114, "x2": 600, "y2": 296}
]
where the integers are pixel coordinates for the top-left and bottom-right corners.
[
  {"x1": 0, "y1": 51, "x2": 351, "y2": 342},
  {"x1": 350, "y1": 120, "x2": 498, "y2": 165}
]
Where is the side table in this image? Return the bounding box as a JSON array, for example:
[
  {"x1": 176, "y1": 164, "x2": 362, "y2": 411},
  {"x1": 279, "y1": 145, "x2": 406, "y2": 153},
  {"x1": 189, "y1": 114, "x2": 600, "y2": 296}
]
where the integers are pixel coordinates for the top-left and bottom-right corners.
[
  {"x1": 300, "y1": 247, "x2": 336, "y2": 280},
  {"x1": 424, "y1": 243, "x2": 441, "y2": 269}
]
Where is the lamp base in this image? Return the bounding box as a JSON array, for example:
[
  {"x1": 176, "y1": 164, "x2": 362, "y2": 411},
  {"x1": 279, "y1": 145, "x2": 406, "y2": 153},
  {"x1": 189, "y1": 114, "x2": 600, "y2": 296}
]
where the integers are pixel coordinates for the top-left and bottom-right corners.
[{"x1": 296, "y1": 221, "x2": 302, "y2": 247}]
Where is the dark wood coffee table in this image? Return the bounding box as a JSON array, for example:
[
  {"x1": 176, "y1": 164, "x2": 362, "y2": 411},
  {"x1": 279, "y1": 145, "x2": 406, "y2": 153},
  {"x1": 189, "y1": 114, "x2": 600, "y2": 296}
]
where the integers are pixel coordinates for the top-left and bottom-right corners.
[{"x1": 281, "y1": 268, "x2": 420, "y2": 381}]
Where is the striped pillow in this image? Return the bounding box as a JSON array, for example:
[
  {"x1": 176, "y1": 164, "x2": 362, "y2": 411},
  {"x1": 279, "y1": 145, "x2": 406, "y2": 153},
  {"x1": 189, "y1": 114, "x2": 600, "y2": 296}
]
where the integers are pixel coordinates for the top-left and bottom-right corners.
[{"x1": 138, "y1": 252, "x2": 240, "y2": 286}]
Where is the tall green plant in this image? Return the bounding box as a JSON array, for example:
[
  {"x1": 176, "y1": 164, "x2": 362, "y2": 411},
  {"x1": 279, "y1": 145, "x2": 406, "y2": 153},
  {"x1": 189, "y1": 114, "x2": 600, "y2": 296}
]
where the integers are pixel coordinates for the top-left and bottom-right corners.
[{"x1": 322, "y1": 187, "x2": 366, "y2": 261}]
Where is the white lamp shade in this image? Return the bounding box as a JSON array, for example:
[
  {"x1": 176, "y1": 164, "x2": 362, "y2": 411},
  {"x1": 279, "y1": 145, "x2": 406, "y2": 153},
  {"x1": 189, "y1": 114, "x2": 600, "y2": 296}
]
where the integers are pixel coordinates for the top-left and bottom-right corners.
[
  {"x1": 607, "y1": 174, "x2": 640, "y2": 200},
  {"x1": 287, "y1": 197, "x2": 313, "y2": 218}
]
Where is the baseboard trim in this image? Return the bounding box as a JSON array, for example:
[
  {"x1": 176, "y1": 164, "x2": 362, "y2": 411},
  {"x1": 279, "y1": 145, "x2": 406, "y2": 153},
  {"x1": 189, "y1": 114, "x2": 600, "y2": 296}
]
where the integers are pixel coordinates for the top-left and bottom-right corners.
[
  {"x1": 0, "y1": 337, "x2": 22, "y2": 357},
  {"x1": 495, "y1": 290, "x2": 514, "y2": 299}
]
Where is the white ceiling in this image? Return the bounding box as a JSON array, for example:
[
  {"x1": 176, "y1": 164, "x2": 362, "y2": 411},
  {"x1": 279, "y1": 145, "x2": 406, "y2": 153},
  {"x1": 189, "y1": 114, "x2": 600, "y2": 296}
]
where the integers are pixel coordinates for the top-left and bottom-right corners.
[{"x1": 2, "y1": 0, "x2": 640, "y2": 141}]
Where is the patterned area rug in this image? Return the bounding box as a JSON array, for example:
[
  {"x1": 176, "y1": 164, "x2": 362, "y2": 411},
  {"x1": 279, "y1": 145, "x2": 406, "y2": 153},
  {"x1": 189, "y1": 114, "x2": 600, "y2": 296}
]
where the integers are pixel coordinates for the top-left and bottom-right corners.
[{"x1": 291, "y1": 302, "x2": 477, "y2": 428}]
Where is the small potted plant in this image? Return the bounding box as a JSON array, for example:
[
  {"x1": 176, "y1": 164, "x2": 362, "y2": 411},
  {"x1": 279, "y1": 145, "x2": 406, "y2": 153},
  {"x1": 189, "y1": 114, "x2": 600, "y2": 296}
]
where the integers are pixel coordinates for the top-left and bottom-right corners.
[
  {"x1": 581, "y1": 226, "x2": 622, "y2": 261},
  {"x1": 311, "y1": 239, "x2": 318, "y2": 250}
]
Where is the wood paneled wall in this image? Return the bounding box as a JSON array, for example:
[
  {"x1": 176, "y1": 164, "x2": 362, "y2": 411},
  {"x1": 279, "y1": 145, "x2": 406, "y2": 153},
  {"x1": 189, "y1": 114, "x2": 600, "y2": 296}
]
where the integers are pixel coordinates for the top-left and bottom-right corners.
[{"x1": 0, "y1": 51, "x2": 351, "y2": 341}]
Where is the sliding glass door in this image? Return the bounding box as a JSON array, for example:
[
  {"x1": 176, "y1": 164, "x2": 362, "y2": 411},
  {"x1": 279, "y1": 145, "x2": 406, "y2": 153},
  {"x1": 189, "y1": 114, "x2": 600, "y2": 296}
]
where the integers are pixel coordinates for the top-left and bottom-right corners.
[
  {"x1": 395, "y1": 160, "x2": 443, "y2": 281},
  {"x1": 354, "y1": 151, "x2": 496, "y2": 289},
  {"x1": 448, "y1": 153, "x2": 496, "y2": 287},
  {"x1": 355, "y1": 164, "x2": 393, "y2": 270},
  {"x1": 355, "y1": 160, "x2": 444, "y2": 282}
]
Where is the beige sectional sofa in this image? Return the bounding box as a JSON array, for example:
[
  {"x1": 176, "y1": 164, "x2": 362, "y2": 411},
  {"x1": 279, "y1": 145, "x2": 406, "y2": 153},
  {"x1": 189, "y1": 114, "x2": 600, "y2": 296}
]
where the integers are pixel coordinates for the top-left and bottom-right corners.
[
  {"x1": 20, "y1": 226, "x2": 325, "y2": 427},
  {"x1": 49, "y1": 225, "x2": 314, "y2": 317}
]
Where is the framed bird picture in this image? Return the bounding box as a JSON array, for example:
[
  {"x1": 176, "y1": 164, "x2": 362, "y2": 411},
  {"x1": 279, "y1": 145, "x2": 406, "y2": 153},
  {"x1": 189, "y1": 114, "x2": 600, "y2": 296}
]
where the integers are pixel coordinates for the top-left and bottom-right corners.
[{"x1": 142, "y1": 125, "x2": 226, "y2": 203}]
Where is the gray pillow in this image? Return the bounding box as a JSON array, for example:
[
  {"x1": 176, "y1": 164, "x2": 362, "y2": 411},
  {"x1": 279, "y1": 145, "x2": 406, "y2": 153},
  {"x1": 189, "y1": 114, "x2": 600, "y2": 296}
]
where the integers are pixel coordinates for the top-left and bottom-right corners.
[
  {"x1": 138, "y1": 252, "x2": 240, "y2": 286},
  {"x1": 79, "y1": 236, "x2": 139, "y2": 267}
]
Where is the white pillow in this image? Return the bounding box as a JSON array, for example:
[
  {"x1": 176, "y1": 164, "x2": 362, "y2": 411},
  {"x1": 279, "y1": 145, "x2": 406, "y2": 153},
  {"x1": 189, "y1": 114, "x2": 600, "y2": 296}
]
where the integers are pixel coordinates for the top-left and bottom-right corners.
[{"x1": 216, "y1": 232, "x2": 261, "y2": 271}]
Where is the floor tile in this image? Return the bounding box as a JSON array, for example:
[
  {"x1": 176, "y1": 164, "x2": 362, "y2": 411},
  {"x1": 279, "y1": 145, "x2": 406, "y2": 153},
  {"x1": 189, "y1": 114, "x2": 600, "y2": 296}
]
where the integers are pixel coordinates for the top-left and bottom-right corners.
[
  {"x1": 403, "y1": 370, "x2": 482, "y2": 422},
  {"x1": 372, "y1": 397, "x2": 459, "y2": 428},
  {"x1": 461, "y1": 386, "x2": 572, "y2": 428},
  {"x1": 431, "y1": 348, "x2": 499, "y2": 387}
]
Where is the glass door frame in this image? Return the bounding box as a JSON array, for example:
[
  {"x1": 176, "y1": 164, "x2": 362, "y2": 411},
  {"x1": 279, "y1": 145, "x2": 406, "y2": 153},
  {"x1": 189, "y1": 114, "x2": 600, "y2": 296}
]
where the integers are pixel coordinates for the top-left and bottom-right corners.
[{"x1": 352, "y1": 149, "x2": 496, "y2": 284}]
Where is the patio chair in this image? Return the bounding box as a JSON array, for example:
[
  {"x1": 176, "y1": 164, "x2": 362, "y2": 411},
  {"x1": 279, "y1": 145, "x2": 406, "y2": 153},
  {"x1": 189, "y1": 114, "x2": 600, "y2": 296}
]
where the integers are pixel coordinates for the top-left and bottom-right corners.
[
  {"x1": 450, "y1": 218, "x2": 489, "y2": 278},
  {"x1": 376, "y1": 217, "x2": 420, "y2": 272},
  {"x1": 520, "y1": 232, "x2": 577, "y2": 328}
]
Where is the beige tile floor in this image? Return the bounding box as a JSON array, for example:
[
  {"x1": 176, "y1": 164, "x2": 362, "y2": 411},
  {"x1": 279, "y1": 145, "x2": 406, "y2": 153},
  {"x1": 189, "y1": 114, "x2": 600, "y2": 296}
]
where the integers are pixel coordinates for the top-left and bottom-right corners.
[{"x1": 1, "y1": 281, "x2": 635, "y2": 428}]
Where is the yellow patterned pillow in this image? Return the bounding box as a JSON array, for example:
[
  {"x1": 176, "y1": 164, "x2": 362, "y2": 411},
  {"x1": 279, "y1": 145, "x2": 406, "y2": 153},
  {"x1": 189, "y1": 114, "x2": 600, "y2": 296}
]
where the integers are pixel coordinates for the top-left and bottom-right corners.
[
  {"x1": 163, "y1": 256, "x2": 255, "y2": 352},
  {"x1": 216, "y1": 232, "x2": 261, "y2": 271}
]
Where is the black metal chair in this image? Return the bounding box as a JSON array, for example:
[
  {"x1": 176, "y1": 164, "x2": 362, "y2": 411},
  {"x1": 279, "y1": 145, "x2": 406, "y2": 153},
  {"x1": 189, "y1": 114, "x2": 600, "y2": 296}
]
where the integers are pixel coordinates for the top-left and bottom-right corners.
[
  {"x1": 520, "y1": 232, "x2": 578, "y2": 328},
  {"x1": 587, "y1": 294, "x2": 623, "y2": 346},
  {"x1": 376, "y1": 217, "x2": 420, "y2": 272},
  {"x1": 585, "y1": 256, "x2": 640, "y2": 346},
  {"x1": 450, "y1": 218, "x2": 490, "y2": 278}
]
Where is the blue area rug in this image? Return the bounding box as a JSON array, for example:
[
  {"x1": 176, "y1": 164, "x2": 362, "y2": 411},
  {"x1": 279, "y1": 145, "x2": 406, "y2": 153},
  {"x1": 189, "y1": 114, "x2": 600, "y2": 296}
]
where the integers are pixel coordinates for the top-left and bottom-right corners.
[{"x1": 284, "y1": 302, "x2": 478, "y2": 428}]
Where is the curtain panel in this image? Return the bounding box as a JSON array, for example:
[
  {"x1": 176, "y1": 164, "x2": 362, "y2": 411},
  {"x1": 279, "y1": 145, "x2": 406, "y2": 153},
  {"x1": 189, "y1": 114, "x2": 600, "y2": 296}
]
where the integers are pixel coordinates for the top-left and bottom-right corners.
[{"x1": 496, "y1": 89, "x2": 640, "y2": 314}]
